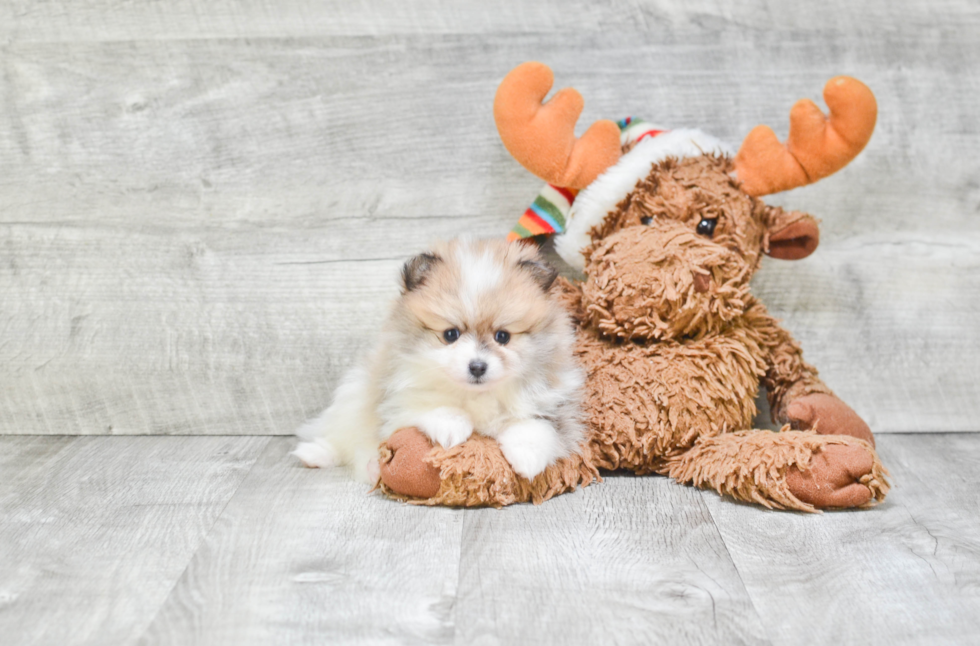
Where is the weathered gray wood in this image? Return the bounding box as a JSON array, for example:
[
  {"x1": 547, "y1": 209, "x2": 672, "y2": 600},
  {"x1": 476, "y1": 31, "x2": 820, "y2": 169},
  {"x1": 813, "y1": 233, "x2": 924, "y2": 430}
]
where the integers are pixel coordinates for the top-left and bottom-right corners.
[
  {"x1": 2, "y1": 32, "x2": 978, "y2": 227},
  {"x1": 139, "y1": 438, "x2": 768, "y2": 645},
  {"x1": 0, "y1": 216, "x2": 504, "y2": 435},
  {"x1": 2, "y1": 434, "x2": 978, "y2": 644},
  {"x1": 1, "y1": 2, "x2": 978, "y2": 643},
  {"x1": 702, "y1": 433, "x2": 980, "y2": 645},
  {"x1": 2, "y1": 2, "x2": 978, "y2": 437},
  {"x1": 2, "y1": 225, "x2": 975, "y2": 434},
  {"x1": 453, "y1": 476, "x2": 770, "y2": 645},
  {"x1": 0, "y1": 435, "x2": 269, "y2": 646},
  {"x1": 138, "y1": 437, "x2": 465, "y2": 645},
  {"x1": 752, "y1": 237, "x2": 980, "y2": 433},
  {"x1": 0, "y1": 0, "x2": 973, "y2": 41},
  {"x1": 0, "y1": 0, "x2": 633, "y2": 41}
]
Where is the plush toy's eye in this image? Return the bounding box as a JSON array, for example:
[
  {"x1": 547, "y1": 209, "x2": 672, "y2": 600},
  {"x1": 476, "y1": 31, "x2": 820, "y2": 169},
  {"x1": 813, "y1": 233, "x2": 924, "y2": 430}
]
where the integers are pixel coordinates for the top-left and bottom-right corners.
[
  {"x1": 640, "y1": 216, "x2": 653, "y2": 225},
  {"x1": 494, "y1": 330, "x2": 511, "y2": 345},
  {"x1": 696, "y1": 218, "x2": 718, "y2": 237},
  {"x1": 443, "y1": 328, "x2": 460, "y2": 343}
]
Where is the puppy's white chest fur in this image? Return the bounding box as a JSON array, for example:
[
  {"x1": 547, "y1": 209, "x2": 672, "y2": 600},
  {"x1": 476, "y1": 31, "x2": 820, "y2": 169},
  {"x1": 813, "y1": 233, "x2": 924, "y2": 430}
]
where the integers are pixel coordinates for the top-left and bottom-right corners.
[
  {"x1": 455, "y1": 389, "x2": 512, "y2": 434},
  {"x1": 377, "y1": 381, "x2": 518, "y2": 440}
]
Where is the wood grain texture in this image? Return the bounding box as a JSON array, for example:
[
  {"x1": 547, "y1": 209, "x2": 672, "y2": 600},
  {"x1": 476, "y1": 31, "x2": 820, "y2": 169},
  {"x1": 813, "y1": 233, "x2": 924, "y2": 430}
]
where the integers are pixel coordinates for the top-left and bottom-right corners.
[
  {"x1": 0, "y1": 435, "x2": 269, "y2": 646},
  {"x1": 1, "y1": 434, "x2": 977, "y2": 644},
  {"x1": 1, "y1": 0, "x2": 975, "y2": 40},
  {"x1": 139, "y1": 438, "x2": 773, "y2": 645},
  {"x1": 2, "y1": 32, "x2": 978, "y2": 227},
  {"x1": 2, "y1": 2, "x2": 979, "y2": 435},
  {"x1": 453, "y1": 475, "x2": 770, "y2": 645},
  {"x1": 3, "y1": 434, "x2": 975, "y2": 645},
  {"x1": 751, "y1": 237, "x2": 980, "y2": 433},
  {"x1": 138, "y1": 437, "x2": 465, "y2": 645},
  {"x1": 0, "y1": 216, "x2": 505, "y2": 435},
  {"x1": 703, "y1": 433, "x2": 980, "y2": 645},
  {"x1": 3, "y1": 222, "x2": 973, "y2": 434}
]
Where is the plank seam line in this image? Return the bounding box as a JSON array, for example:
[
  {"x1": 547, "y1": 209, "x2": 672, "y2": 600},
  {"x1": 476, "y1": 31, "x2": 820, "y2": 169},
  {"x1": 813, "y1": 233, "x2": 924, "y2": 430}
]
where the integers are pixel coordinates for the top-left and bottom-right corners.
[
  {"x1": 132, "y1": 435, "x2": 275, "y2": 642},
  {"x1": 698, "y1": 490, "x2": 776, "y2": 646},
  {"x1": 449, "y1": 510, "x2": 466, "y2": 646},
  {"x1": 274, "y1": 256, "x2": 402, "y2": 265}
]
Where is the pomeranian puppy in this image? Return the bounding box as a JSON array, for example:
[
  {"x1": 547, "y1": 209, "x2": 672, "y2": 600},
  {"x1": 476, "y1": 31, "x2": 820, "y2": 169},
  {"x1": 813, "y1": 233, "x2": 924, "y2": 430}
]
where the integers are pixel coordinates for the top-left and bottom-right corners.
[{"x1": 293, "y1": 237, "x2": 584, "y2": 484}]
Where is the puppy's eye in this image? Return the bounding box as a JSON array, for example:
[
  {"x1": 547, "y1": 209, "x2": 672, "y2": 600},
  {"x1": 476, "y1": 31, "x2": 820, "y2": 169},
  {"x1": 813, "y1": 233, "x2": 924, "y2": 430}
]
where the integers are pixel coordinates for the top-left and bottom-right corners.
[
  {"x1": 696, "y1": 217, "x2": 718, "y2": 237},
  {"x1": 640, "y1": 216, "x2": 653, "y2": 225},
  {"x1": 494, "y1": 330, "x2": 511, "y2": 345},
  {"x1": 443, "y1": 328, "x2": 460, "y2": 343}
]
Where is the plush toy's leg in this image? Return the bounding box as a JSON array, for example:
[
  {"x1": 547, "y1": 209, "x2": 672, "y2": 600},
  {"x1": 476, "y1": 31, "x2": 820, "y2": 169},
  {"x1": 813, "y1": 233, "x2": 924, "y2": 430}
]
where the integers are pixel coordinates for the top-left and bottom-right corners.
[
  {"x1": 665, "y1": 429, "x2": 889, "y2": 512},
  {"x1": 377, "y1": 427, "x2": 599, "y2": 507}
]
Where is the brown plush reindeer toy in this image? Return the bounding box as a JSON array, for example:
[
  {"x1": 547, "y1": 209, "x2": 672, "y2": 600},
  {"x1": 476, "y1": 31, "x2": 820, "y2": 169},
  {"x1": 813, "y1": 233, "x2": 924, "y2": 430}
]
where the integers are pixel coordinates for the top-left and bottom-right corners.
[{"x1": 377, "y1": 62, "x2": 889, "y2": 512}]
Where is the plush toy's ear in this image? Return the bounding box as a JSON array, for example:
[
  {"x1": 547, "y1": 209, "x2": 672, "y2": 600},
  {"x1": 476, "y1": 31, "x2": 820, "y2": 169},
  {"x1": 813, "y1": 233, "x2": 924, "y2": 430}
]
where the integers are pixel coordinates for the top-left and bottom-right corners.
[
  {"x1": 401, "y1": 252, "x2": 441, "y2": 292},
  {"x1": 764, "y1": 209, "x2": 820, "y2": 260},
  {"x1": 519, "y1": 259, "x2": 559, "y2": 291}
]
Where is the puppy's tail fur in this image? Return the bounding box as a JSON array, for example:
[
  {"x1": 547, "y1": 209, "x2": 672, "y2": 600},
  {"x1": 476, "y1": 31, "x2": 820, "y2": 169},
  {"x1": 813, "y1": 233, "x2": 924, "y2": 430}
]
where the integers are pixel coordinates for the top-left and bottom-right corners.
[{"x1": 292, "y1": 365, "x2": 383, "y2": 484}]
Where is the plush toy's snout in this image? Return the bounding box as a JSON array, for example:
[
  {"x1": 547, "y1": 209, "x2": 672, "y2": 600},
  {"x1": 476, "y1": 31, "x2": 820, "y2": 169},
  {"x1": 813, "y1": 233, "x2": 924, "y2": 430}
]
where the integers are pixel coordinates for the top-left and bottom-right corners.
[{"x1": 582, "y1": 223, "x2": 750, "y2": 341}]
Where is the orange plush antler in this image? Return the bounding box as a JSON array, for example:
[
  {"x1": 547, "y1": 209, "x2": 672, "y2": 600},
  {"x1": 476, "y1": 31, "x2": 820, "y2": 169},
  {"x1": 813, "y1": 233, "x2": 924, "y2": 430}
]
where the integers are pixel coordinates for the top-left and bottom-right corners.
[
  {"x1": 494, "y1": 62, "x2": 622, "y2": 189},
  {"x1": 734, "y1": 76, "x2": 877, "y2": 196}
]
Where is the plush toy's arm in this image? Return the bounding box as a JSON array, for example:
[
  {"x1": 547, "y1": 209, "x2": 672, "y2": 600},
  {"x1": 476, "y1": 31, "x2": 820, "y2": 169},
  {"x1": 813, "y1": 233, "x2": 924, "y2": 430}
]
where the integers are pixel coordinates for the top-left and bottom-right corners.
[
  {"x1": 744, "y1": 297, "x2": 875, "y2": 445},
  {"x1": 744, "y1": 297, "x2": 832, "y2": 420}
]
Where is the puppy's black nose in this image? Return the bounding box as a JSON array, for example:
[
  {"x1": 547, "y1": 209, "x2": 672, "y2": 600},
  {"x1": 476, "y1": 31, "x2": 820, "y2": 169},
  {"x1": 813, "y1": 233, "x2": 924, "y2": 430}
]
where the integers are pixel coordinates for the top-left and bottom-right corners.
[{"x1": 468, "y1": 360, "x2": 488, "y2": 378}]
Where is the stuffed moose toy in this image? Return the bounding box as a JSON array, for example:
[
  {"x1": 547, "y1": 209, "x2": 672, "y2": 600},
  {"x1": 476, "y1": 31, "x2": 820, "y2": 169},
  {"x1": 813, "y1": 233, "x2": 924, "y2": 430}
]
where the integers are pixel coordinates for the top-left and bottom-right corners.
[{"x1": 376, "y1": 62, "x2": 889, "y2": 512}]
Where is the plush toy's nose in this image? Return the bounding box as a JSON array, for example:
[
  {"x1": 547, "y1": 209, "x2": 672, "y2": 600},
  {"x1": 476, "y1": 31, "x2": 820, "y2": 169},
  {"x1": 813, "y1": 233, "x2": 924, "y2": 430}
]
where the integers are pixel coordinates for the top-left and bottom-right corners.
[
  {"x1": 469, "y1": 360, "x2": 488, "y2": 377},
  {"x1": 693, "y1": 270, "x2": 712, "y2": 293}
]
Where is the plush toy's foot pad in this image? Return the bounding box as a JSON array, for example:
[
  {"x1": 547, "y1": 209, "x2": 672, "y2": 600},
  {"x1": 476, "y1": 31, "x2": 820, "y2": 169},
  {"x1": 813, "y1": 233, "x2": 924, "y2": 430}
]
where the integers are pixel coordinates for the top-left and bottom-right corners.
[
  {"x1": 786, "y1": 393, "x2": 875, "y2": 447},
  {"x1": 785, "y1": 443, "x2": 880, "y2": 509},
  {"x1": 378, "y1": 427, "x2": 441, "y2": 499}
]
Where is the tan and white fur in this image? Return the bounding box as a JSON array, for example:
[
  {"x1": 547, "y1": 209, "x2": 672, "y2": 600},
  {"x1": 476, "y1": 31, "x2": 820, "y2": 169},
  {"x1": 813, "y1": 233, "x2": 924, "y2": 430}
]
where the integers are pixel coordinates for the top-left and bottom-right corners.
[{"x1": 293, "y1": 237, "x2": 585, "y2": 483}]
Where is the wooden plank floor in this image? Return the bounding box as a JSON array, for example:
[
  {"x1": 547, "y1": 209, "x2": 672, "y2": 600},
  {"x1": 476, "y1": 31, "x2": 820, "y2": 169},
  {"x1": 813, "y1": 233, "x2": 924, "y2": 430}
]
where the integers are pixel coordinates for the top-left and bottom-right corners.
[
  {"x1": 1, "y1": 433, "x2": 977, "y2": 645},
  {"x1": 0, "y1": 436, "x2": 271, "y2": 645}
]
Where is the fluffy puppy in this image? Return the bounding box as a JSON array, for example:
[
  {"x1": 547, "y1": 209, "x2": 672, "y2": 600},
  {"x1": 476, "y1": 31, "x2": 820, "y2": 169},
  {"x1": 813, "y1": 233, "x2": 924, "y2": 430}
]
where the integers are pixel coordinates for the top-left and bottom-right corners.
[{"x1": 293, "y1": 237, "x2": 585, "y2": 483}]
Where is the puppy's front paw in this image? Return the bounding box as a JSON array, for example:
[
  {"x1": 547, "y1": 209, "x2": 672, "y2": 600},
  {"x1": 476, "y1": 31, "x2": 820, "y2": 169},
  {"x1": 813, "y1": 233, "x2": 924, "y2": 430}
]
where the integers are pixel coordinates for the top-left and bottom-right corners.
[
  {"x1": 497, "y1": 419, "x2": 563, "y2": 480},
  {"x1": 415, "y1": 407, "x2": 474, "y2": 449},
  {"x1": 292, "y1": 440, "x2": 339, "y2": 469}
]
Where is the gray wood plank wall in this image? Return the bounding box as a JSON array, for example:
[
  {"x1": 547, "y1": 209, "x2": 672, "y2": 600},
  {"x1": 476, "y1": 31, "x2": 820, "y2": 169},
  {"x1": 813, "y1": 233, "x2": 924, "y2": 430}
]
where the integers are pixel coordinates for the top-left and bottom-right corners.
[{"x1": 2, "y1": 1, "x2": 978, "y2": 435}]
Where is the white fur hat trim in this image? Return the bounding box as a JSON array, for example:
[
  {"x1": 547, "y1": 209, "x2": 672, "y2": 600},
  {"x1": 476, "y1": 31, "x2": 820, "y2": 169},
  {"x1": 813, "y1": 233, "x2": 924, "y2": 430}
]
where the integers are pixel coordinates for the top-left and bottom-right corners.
[{"x1": 554, "y1": 128, "x2": 733, "y2": 271}]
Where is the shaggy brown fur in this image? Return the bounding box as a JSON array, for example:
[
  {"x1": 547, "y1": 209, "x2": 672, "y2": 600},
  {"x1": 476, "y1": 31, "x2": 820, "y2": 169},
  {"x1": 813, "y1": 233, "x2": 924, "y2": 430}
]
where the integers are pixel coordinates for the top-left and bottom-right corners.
[
  {"x1": 379, "y1": 432, "x2": 600, "y2": 507},
  {"x1": 377, "y1": 154, "x2": 890, "y2": 511},
  {"x1": 667, "y1": 429, "x2": 888, "y2": 512}
]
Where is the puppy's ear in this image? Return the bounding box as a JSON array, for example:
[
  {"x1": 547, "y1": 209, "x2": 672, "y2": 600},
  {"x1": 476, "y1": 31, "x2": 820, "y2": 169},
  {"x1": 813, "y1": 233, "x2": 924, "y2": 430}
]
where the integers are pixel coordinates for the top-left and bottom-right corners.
[
  {"x1": 401, "y1": 252, "x2": 441, "y2": 292},
  {"x1": 519, "y1": 259, "x2": 559, "y2": 292}
]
